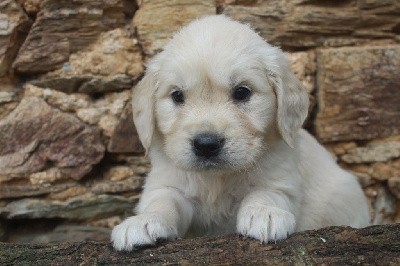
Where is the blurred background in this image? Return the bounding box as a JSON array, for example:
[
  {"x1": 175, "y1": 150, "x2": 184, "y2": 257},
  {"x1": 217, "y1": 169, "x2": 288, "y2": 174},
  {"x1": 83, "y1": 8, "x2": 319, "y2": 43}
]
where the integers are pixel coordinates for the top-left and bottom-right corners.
[{"x1": 0, "y1": 0, "x2": 399, "y2": 244}]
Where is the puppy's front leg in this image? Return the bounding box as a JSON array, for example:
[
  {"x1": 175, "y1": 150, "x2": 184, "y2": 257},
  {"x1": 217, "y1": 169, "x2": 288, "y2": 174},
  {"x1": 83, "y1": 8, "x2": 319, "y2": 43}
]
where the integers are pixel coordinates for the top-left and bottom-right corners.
[
  {"x1": 237, "y1": 190, "x2": 296, "y2": 243},
  {"x1": 112, "y1": 187, "x2": 193, "y2": 251}
]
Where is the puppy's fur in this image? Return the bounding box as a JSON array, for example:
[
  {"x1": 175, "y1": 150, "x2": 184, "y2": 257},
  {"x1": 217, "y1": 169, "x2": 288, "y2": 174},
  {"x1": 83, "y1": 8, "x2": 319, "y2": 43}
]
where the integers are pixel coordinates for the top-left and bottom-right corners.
[{"x1": 112, "y1": 15, "x2": 370, "y2": 251}]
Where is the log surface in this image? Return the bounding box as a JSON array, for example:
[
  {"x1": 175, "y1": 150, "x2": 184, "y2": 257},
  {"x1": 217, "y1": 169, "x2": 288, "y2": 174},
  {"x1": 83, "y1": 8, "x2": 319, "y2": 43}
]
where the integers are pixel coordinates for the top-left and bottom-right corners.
[{"x1": 1, "y1": 224, "x2": 399, "y2": 265}]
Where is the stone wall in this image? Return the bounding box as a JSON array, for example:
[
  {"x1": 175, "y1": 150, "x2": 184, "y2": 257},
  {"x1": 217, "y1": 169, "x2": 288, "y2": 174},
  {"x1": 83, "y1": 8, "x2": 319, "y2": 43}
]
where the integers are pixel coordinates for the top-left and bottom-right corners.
[{"x1": 0, "y1": 0, "x2": 399, "y2": 243}]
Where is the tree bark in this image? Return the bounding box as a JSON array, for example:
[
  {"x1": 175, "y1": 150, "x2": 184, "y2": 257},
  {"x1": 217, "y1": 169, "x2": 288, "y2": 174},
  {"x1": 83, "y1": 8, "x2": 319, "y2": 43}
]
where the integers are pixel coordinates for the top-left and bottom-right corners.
[{"x1": 1, "y1": 224, "x2": 399, "y2": 265}]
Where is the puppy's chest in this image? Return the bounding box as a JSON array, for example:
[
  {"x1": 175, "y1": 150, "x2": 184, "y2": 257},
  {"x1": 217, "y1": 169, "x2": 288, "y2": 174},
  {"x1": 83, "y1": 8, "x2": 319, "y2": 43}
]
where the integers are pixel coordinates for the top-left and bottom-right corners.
[{"x1": 185, "y1": 176, "x2": 250, "y2": 228}]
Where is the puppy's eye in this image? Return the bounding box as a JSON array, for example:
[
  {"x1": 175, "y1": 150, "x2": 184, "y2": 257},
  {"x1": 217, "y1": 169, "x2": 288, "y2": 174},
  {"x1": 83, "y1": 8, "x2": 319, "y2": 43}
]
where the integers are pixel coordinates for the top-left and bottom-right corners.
[
  {"x1": 232, "y1": 86, "x2": 252, "y2": 102},
  {"x1": 171, "y1": 90, "x2": 185, "y2": 105}
]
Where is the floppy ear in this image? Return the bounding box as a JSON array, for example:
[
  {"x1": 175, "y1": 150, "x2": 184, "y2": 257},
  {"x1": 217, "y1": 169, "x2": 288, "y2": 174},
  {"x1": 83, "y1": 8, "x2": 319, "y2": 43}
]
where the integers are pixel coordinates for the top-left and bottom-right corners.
[
  {"x1": 270, "y1": 59, "x2": 309, "y2": 148},
  {"x1": 132, "y1": 73, "x2": 157, "y2": 154}
]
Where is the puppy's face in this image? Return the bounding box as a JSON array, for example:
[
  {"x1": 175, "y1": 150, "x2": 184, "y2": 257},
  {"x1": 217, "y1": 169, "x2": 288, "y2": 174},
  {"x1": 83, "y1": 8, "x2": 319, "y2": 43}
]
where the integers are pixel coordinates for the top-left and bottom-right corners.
[
  {"x1": 132, "y1": 16, "x2": 308, "y2": 172},
  {"x1": 154, "y1": 52, "x2": 276, "y2": 171}
]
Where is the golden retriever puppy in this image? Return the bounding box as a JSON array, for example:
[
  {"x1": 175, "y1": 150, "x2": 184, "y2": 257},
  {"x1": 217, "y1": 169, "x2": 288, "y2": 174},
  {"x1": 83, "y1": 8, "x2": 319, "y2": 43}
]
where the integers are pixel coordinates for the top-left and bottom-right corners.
[{"x1": 112, "y1": 15, "x2": 370, "y2": 251}]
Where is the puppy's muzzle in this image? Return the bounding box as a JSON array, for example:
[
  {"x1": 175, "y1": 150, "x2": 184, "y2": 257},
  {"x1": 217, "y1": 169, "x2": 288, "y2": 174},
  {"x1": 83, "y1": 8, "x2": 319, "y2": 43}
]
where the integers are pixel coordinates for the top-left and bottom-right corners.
[{"x1": 192, "y1": 133, "x2": 225, "y2": 158}]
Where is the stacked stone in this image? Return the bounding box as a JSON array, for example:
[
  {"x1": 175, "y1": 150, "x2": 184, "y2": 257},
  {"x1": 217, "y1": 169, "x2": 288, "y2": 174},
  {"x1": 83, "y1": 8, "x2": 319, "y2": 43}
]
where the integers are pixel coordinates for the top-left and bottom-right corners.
[{"x1": 0, "y1": 0, "x2": 399, "y2": 243}]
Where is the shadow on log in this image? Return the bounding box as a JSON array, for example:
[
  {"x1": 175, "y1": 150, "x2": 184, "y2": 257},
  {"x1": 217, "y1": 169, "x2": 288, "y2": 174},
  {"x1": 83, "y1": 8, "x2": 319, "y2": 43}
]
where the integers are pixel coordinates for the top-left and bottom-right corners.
[{"x1": 1, "y1": 224, "x2": 399, "y2": 265}]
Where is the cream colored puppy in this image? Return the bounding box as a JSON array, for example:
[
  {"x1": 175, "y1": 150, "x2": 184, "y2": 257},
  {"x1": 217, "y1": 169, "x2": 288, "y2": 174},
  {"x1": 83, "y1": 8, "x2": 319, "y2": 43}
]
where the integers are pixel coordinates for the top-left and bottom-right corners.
[{"x1": 112, "y1": 15, "x2": 370, "y2": 251}]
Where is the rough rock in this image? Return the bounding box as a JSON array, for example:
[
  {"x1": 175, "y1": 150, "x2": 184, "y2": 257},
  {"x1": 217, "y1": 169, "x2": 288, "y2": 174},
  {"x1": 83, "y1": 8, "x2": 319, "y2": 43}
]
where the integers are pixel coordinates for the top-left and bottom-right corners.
[
  {"x1": 0, "y1": 96, "x2": 105, "y2": 180},
  {"x1": 66, "y1": 29, "x2": 143, "y2": 78},
  {"x1": 315, "y1": 45, "x2": 400, "y2": 142},
  {"x1": 0, "y1": 91, "x2": 16, "y2": 104},
  {"x1": 286, "y1": 51, "x2": 316, "y2": 94},
  {"x1": 345, "y1": 158, "x2": 400, "y2": 182},
  {"x1": 98, "y1": 114, "x2": 120, "y2": 137},
  {"x1": 108, "y1": 156, "x2": 151, "y2": 177},
  {"x1": 91, "y1": 175, "x2": 142, "y2": 195},
  {"x1": 0, "y1": 81, "x2": 19, "y2": 121},
  {"x1": 8, "y1": 225, "x2": 110, "y2": 244},
  {"x1": 389, "y1": 177, "x2": 400, "y2": 200},
  {"x1": 13, "y1": 0, "x2": 137, "y2": 74},
  {"x1": 103, "y1": 166, "x2": 134, "y2": 181},
  {"x1": 371, "y1": 159, "x2": 400, "y2": 181},
  {"x1": 367, "y1": 186, "x2": 397, "y2": 225},
  {"x1": 25, "y1": 84, "x2": 91, "y2": 112},
  {"x1": 78, "y1": 75, "x2": 134, "y2": 94},
  {"x1": 0, "y1": 0, "x2": 32, "y2": 77},
  {"x1": 28, "y1": 28, "x2": 143, "y2": 94},
  {"x1": 49, "y1": 186, "x2": 88, "y2": 201},
  {"x1": 29, "y1": 168, "x2": 69, "y2": 185},
  {"x1": 80, "y1": 90, "x2": 130, "y2": 119},
  {"x1": 15, "y1": 0, "x2": 42, "y2": 16},
  {"x1": 286, "y1": 51, "x2": 317, "y2": 116},
  {"x1": 31, "y1": 73, "x2": 135, "y2": 95},
  {"x1": 341, "y1": 141, "x2": 400, "y2": 164},
  {"x1": 25, "y1": 84, "x2": 131, "y2": 139},
  {"x1": 108, "y1": 103, "x2": 145, "y2": 153},
  {"x1": 134, "y1": 0, "x2": 216, "y2": 56},
  {"x1": 223, "y1": 0, "x2": 400, "y2": 49},
  {"x1": 0, "y1": 194, "x2": 138, "y2": 220},
  {"x1": 82, "y1": 91, "x2": 130, "y2": 137},
  {"x1": 0, "y1": 181, "x2": 76, "y2": 199},
  {"x1": 89, "y1": 215, "x2": 121, "y2": 228}
]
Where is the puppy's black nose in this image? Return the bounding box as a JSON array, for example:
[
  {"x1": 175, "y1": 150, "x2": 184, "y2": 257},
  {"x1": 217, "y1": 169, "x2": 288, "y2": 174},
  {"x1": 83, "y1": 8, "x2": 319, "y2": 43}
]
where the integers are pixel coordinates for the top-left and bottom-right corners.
[{"x1": 193, "y1": 133, "x2": 225, "y2": 158}]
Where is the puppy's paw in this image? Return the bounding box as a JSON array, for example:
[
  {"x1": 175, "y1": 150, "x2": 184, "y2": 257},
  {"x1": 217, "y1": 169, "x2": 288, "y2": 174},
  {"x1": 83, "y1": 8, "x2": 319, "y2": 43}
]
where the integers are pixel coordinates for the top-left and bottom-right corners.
[
  {"x1": 236, "y1": 206, "x2": 295, "y2": 243},
  {"x1": 111, "y1": 214, "x2": 178, "y2": 251}
]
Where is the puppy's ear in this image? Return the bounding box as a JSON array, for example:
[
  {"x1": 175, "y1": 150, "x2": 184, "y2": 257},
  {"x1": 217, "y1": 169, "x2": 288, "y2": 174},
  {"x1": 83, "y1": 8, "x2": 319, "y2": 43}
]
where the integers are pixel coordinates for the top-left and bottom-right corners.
[
  {"x1": 132, "y1": 73, "x2": 157, "y2": 154},
  {"x1": 269, "y1": 58, "x2": 309, "y2": 148}
]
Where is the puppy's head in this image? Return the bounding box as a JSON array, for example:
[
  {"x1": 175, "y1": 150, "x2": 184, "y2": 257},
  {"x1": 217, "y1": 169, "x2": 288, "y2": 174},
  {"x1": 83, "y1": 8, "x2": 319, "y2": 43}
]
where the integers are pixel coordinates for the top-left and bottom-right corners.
[{"x1": 133, "y1": 15, "x2": 308, "y2": 171}]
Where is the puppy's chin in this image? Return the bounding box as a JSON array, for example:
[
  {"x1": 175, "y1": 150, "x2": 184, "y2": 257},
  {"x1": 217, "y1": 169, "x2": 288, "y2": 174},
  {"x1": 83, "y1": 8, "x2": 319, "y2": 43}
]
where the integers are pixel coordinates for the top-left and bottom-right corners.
[
  {"x1": 187, "y1": 157, "x2": 230, "y2": 171},
  {"x1": 167, "y1": 152, "x2": 259, "y2": 174}
]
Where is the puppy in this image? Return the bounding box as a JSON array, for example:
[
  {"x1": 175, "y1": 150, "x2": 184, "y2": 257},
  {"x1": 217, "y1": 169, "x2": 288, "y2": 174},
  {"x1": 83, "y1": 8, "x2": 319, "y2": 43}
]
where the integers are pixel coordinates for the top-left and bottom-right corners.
[{"x1": 112, "y1": 15, "x2": 370, "y2": 251}]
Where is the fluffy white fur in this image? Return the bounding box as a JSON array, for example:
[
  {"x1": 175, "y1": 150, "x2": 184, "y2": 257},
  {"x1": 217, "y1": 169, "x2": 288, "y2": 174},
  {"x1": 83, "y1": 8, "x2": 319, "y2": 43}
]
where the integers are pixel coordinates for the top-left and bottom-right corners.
[{"x1": 111, "y1": 15, "x2": 370, "y2": 251}]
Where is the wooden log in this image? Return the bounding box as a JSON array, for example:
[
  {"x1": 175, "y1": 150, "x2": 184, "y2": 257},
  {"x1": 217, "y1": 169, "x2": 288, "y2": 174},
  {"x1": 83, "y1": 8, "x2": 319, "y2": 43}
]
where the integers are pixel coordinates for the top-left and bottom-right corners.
[{"x1": 1, "y1": 224, "x2": 399, "y2": 265}]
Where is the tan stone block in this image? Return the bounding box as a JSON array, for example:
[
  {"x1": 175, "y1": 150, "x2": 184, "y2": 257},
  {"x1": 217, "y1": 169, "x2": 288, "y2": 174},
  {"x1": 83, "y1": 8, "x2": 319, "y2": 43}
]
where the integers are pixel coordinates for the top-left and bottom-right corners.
[
  {"x1": 26, "y1": 28, "x2": 143, "y2": 94},
  {"x1": 134, "y1": 0, "x2": 215, "y2": 56},
  {"x1": 1, "y1": 194, "x2": 139, "y2": 220},
  {"x1": 0, "y1": 0, "x2": 32, "y2": 77},
  {"x1": 91, "y1": 176, "x2": 142, "y2": 195},
  {"x1": 34, "y1": 28, "x2": 144, "y2": 93},
  {"x1": 370, "y1": 185, "x2": 397, "y2": 224},
  {"x1": 24, "y1": 84, "x2": 91, "y2": 112},
  {"x1": 0, "y1": 181, "x2": 76, "y2": 199},
  {"x1": 29, "y1": 168, "x2": 68, "y2": 185},
  {"x1": 0, "y1": 97, "x2": 105, "y2": 180},
  {"x1": 67, "y1": 29, "x2": 143, "y2": 78},
  {"x1": 341, "y1": 141, "x2": 400, "y2": 164},
  {"x1": 371, "y1": 159, "x2": 400, "y2": 181},
  {"x1": 108, "y1": 104, "x2": 145, "y2": 154},
  {"x1": 103, "y1": 166, "x2": 134, "y2": 181},
  {"x1": 286, "y1": 51, "x2": 316, "y2": 94},
  {"x1": 315, "y1": 45, "x2": 400, "y2": 142},
  {"x1": 223, "y1": 1, "x2": 400, "y2": 49},
  {"x1": 89, "y1": 216, "x2": 122, "y2": 228},
  {"x1": 49, "y1": 187, "x2": 88, "y2": 201},
  {"x1": 76, "y1": 90, "x2": 130, "y2": 127},
  {"x1": 16, "y1": 0, "x2": 42, "y2": 16},
  {"x1": 13, "y1": 0, "x2": 137, "y2": 74},
  {"x1": 326, "y1": 142, "x2": 357, "y2": 156}
]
